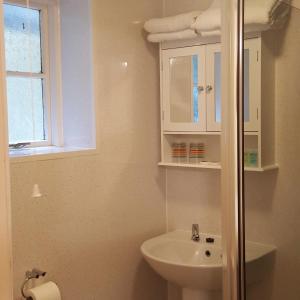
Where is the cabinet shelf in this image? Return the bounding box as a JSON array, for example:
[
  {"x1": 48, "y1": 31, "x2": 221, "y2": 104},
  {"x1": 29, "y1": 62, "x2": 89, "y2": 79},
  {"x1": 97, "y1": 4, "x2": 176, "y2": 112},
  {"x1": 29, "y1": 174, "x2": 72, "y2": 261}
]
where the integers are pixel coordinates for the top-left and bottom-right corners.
[
  {"x1": 158, "y1": 162, "x2": 221, "y2": 170},
  {"x1": 244, "y1": 165, "x2": 279, "y2": 172},
  {"x1": 158, "y1": 162, "x2": 279, "y2": 172},
  {"x1": 163, "y1": 131, "x2": 220, "y2": 136},
  {"x1": 163, "y1": 131, "x2": 258, "y2": 136},
  {"x1": 159, "y1": 36, "x2": 277, "y2": 172},
  {"x1": 244, "y1": 132, "x2": 259, "y2": 136}
]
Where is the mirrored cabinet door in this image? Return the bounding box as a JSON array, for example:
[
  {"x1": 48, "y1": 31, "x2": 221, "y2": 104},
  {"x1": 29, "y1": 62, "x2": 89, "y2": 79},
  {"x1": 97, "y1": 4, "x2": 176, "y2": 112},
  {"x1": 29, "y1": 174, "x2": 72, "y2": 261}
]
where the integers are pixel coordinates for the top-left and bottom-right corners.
[
  {"x1": 162, "y1": 46, "x2": 206, "y2": 131},
  {"x1": 206, "y1": 43, "x2": 222, "y2": 131},
  {"x1": 206, "y1": 39, "x2": 260, "y2": 132},
  {"x1": 244, "y1": 38, "x2": 260, "y2": 132}
]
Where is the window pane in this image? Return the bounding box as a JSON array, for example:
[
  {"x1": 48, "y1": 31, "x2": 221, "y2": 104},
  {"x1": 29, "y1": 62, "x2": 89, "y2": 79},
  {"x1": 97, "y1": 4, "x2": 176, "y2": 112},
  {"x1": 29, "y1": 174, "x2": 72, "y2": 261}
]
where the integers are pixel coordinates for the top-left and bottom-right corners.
[
  {"x1": 7, "y1": 77, "x2": 46, "y2": 144},
  {"x1": 4, "y1": 4, "x2": 42, "y2": 73}
]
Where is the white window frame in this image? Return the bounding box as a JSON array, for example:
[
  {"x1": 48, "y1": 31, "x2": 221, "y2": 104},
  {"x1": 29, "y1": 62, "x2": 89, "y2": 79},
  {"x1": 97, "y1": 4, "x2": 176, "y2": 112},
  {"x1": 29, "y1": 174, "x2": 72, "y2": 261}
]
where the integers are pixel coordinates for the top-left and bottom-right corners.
[{"x1": 4, "y1": 0, "x2": 63, "y2": 148}]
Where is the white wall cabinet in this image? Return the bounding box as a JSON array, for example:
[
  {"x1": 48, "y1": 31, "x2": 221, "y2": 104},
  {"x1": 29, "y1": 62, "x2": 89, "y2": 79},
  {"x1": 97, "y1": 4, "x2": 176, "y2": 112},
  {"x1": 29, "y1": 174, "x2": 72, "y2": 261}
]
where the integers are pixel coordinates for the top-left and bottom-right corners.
[
  {"x1": 159, "y1": 36, "x2": 277, "y2": 171},
  {"x1": 162, "y1": 39, "x2": 260, "y2": 132}
]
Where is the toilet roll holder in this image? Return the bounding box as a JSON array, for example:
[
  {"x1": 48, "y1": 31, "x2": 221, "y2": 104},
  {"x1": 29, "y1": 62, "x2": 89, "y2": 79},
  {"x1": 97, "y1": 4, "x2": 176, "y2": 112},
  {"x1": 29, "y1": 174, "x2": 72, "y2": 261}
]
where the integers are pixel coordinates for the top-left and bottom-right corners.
[{"x1": 21, "y1": 268, "x2": 47, "y2": 299}]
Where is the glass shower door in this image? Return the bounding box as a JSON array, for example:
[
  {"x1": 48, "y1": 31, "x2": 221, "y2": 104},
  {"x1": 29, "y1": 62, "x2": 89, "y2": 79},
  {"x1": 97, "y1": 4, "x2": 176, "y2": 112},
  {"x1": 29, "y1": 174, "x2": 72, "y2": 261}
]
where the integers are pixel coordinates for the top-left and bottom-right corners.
[{"x1": 244, "y1": 1, "x2": 298, "y2": 300}]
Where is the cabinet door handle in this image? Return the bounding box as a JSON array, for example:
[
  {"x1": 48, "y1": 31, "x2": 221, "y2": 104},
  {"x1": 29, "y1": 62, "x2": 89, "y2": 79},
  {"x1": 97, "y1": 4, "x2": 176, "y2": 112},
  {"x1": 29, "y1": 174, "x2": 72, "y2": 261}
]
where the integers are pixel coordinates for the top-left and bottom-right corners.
[
  {"x1": 206, "y1": 85, "x2": 213, "y2": 93},
  {"x1": 197, "y1": 86, "x2": 204, "y2": 93}
]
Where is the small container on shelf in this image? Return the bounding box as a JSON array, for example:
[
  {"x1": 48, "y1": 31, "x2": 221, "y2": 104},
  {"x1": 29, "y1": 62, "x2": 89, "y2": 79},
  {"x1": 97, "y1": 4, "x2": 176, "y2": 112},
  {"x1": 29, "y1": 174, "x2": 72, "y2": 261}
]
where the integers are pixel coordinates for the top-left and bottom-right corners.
[
  {"x1": 189, "y1": 143, "x2": 205, "y2": 164},
  {"x1": 171, "y1": 142, "x2": 187, "y2": 163},
  {"x1": 244, "y1": 149, "x2": 258, "y2": 167}
]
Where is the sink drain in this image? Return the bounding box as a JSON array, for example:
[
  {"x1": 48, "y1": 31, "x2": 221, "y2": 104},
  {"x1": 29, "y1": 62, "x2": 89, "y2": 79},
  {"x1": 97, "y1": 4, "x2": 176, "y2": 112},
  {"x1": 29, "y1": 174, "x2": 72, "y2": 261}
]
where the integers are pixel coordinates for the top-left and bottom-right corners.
[{"x1": 205, "y1": 250, "x2": 211, "y2": 257}]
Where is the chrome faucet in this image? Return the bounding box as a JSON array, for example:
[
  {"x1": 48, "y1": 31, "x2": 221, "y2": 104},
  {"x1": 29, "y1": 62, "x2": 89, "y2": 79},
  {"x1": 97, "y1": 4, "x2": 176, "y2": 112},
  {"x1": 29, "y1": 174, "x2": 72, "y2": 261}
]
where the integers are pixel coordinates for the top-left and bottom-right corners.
[{"x1": 191, "y1": 224, "x2": 200, "y2": 242}]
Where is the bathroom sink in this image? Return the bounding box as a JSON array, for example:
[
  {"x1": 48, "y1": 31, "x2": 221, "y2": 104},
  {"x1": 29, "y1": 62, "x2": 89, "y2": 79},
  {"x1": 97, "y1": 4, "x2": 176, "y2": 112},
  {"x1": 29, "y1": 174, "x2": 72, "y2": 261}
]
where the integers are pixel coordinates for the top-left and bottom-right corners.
[{"x1": 141, "y1": 230, "x2": 276, "y2": 291}]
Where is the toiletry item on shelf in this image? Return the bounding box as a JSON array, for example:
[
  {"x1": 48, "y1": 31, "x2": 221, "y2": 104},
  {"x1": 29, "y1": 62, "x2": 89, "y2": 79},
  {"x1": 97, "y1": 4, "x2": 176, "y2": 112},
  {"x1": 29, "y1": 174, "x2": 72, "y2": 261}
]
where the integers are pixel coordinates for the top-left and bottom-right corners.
[
  {"x1": 249, "y1": 149, "x2": 258, "y2": 167},
  {"x1": 189, "y1": 143, "x2": 205, "y2": 163},
  {"x1": 172, "y1": 142, "x2": 187, "y2": 163},
  {"x1": 244, "y1": 149, "x2": 258, "y2": 167}
]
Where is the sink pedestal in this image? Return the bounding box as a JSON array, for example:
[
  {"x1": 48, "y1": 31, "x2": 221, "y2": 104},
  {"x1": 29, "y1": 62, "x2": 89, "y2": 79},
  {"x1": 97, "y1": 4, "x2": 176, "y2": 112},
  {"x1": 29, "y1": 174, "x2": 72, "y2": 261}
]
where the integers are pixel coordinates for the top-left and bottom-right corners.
[{"x1": 182, "y1": 289, "x2": 221, "y2": 300}]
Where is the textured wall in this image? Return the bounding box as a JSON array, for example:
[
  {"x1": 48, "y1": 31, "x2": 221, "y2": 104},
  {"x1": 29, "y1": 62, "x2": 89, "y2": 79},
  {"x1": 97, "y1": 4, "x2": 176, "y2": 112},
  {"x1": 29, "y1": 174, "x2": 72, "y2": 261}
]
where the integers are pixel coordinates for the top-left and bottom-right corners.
[
  {"x1": 10, "y1": 0, "x2": 167, "y2": 299},
  {"x1": 166, "y1": 6, "x2": 300, "y2": 300},
  {"x1": 163, "y1": 0, "x2": 212, "y2": 16}
]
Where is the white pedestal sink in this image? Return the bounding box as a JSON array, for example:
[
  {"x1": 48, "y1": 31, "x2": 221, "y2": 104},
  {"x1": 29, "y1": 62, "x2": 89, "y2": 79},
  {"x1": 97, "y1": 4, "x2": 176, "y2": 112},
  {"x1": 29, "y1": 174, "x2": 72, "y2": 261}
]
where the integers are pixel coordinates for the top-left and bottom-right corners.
[{"x1": 141, "y1": 230, "x2": 276, "y2": 300}]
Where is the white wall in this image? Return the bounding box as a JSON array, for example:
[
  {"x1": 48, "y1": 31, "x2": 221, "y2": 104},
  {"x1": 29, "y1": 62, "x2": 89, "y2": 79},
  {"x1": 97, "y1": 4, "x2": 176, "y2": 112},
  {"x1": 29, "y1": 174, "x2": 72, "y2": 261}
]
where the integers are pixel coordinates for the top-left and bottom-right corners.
[
  {"x1": 163, "y1": 0, "x2": 212, "y2": 16},
  {"x1": 60, "y1": 0, "x2": 95, "y2": 147},
  {"x1": 10, "y1": 0, "x2": 167, "y2": 299}
]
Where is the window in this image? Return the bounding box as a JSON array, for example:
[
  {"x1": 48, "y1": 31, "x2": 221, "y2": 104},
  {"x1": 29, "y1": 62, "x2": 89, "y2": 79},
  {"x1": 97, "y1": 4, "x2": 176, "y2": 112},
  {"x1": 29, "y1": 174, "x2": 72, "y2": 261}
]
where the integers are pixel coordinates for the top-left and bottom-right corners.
[
  {"x1": 3, "y1": 0, "x2": 96, "y2": 159},
  {"x1": 4, "y1": 2, "x2": 51, "y2": 147}
]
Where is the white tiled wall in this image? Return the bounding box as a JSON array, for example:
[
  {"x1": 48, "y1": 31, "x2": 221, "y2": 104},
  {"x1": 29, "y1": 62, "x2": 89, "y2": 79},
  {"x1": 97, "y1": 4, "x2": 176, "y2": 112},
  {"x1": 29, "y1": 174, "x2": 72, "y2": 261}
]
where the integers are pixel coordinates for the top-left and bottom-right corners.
[{"x1": 10, "y1": 0, "x2": 167, "y2": 299}]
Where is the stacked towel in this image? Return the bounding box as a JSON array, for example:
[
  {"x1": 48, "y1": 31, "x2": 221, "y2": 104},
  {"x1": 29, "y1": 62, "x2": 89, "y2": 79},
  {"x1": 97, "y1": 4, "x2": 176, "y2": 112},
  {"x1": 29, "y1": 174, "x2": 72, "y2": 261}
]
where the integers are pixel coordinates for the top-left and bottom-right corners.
[
  {"x1": 144, "y1": 11, "x2": 201, "y2": 33},
  {"x1": 191, "y1": 0, "x2": 290, "y2": 37},
  {"x1": 144, "y1": 11, "x2": 201, "y2": 43},
  {"x1": 144, "y1": 0, "x2": 290, "y2": 43},
  {"x1": 147, "y1": 29, "x2": 198, "y2": 43}
]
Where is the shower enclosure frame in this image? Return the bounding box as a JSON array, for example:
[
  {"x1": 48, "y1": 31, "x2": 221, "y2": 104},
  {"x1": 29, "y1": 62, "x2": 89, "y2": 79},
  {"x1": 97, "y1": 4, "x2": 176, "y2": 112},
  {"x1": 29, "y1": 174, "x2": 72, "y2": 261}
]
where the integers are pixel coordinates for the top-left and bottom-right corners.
[
  {"x1": 221, "y1": 0, "x2": 246, "y2": 299},
  {"x1": 0, "y1": 1, "x2": 13, "y2": 298},
  {"x1": 0, "y1": 0, "x2": 247, "y2": 299}
]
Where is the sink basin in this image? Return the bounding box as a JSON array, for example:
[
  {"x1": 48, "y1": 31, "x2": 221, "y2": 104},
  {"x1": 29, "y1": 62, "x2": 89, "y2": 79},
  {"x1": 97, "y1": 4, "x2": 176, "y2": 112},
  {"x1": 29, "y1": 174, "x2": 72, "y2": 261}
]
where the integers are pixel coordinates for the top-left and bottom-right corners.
[{"x1": 141, "y1": 230, "x2": 276, "y2": 293}]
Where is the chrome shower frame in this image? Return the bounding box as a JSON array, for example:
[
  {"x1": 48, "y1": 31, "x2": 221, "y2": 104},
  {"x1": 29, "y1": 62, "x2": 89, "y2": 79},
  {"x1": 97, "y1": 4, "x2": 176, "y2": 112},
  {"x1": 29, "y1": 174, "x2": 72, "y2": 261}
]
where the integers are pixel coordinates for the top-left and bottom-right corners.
[{"x1": 221, "y1": 0, "x2": 246, "y2": 300}]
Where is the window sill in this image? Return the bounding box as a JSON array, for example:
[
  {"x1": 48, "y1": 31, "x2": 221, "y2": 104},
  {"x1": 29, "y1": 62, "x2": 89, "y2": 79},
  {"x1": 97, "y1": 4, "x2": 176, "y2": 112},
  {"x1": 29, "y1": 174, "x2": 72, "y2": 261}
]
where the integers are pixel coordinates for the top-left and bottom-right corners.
[{"x1": 9, "y1": 146, "x2": 98, "y2": 163}]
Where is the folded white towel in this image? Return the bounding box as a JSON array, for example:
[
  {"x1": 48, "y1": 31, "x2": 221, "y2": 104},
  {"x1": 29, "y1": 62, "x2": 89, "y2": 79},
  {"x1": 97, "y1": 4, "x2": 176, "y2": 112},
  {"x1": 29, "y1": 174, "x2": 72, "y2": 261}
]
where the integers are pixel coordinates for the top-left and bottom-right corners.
[
  {"x1": 201, "y1": 23, "x2": 271, "y2": 38},
  {"x1": 191, "y1": 0, "x2": 289, "y2": 33},
  {"x1": 200, "y1": 30, "x2": 220, "y2": 38},
  {"x1": 144, "y1": 11, "x2": 202, "y2": 34},
  {"x1": 147, "y1": 29, "x2": 198, "y2": 43}
]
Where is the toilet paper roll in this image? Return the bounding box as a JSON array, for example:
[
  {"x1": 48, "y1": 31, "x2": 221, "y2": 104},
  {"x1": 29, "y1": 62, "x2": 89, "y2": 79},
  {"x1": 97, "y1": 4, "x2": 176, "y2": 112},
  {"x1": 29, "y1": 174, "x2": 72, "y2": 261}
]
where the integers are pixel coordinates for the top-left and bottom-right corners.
[{"x1": 24, "y1": 281, "x2": 61, "y2": 300}]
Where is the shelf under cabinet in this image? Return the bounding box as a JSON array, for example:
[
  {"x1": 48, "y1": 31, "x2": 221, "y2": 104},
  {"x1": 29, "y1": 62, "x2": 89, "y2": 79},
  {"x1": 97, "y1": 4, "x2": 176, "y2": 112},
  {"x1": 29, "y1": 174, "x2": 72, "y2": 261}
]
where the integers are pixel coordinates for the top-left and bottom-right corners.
[
  {"x1": 158, "y1": 162, "x2": 221, "y2": 170},
  {"x1": 244, "y1": 164, "x2": 279, "y2": 172},
  {"x1": 163, "y1": 131, "x2": 220, "y2": 136},
  {"x1": 158, "y1": 162, "x2": 279, "y2": 172},
  {"x1": 163, "y1": 131, "x2": 258, "y2": 136}
]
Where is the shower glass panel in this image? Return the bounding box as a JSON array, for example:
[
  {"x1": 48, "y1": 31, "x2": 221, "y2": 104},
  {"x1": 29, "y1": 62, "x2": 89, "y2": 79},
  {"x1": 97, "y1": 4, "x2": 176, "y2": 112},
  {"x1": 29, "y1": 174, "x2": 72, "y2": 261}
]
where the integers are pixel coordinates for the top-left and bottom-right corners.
[
  {"x1": 243, "y1": 1, "x2": 298, "y2": 300},
  {"x1": 213, "y1": 49, "x2": 250, "y2": 125}
]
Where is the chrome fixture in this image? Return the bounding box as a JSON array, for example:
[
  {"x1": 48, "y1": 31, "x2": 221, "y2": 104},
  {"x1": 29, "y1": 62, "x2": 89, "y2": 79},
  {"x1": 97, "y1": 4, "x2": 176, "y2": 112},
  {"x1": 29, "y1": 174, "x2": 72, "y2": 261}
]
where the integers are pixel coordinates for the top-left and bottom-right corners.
[
  {"x1": 192, "y1": 224, "x2": 200, "y2": 242},
  {"x1": 197, "y1": 85, "x2": 204, "y2": 93},
  {"x1": 206, "y1": 85, "x2": 213, "y2": 93},
  {"x1": 21, "y1": 268, "x2": 47, "y2": 299},
  {"x1": 26, "y1": 268, "x2": 46, "y2": 279},
  {"x1": 221, "y1": 0, "x2": 246, "y2": 299}
]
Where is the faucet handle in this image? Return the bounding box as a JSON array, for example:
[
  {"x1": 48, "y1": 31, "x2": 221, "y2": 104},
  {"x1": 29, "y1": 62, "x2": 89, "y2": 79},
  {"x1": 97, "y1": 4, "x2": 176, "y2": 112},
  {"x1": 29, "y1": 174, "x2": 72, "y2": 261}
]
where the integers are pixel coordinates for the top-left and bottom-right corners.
[
  {"x1": 192, "y1": 224, "x2": 199, "y2": 232},
  {"x1": 192, "y1": 224, "x2": 200, "y2": 242}
]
